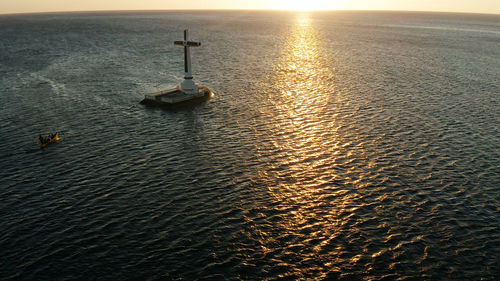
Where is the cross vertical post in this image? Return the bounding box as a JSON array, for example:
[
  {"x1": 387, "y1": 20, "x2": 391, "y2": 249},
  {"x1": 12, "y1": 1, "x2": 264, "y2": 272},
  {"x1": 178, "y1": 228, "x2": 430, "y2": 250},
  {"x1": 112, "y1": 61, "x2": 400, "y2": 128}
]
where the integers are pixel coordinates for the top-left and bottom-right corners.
[{"x1": 174, "y1": 29, "x2": 201, "y2": 94}]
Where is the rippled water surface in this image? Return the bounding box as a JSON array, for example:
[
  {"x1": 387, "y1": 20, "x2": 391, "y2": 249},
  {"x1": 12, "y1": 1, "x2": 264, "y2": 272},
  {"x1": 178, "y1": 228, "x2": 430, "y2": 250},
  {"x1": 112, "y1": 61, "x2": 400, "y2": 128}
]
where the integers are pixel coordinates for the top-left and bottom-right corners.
[{"x1": 1, "y1": 11, "x2": 499, "y2": 280}]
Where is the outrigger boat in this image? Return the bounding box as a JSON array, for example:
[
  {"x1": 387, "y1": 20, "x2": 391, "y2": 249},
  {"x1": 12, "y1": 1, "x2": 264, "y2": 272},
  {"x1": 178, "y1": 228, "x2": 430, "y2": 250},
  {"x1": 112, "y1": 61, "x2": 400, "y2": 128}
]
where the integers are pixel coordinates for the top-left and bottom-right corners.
[{"x1": 36, "y1": 133, "x2": 60, "y2": 148}]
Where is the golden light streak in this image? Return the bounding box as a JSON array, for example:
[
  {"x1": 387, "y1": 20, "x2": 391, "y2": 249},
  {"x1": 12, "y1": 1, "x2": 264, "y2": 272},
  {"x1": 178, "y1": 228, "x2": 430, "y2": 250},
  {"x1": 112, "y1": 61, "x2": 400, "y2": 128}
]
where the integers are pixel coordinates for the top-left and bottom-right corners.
[{"x1": 272, "y1": 0, "x2": 345, "y2": 11}]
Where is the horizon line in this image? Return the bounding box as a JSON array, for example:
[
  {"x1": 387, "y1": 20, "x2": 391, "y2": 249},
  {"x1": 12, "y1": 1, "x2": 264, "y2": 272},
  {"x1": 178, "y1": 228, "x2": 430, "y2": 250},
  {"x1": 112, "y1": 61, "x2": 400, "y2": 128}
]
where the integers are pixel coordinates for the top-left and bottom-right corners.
[{"x1": 1, "y1": 8, "x2": 499, "y2": 16}]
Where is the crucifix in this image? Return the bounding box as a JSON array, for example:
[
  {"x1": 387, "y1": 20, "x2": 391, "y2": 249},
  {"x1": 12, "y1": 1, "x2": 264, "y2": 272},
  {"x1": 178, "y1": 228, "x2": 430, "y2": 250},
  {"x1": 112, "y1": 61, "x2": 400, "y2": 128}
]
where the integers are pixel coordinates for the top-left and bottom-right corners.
[
  {"x1": 141, "y1": 29, "x2": 213, "y2": 106},
  {"x1": 174, "y1": 29, "x2": 201, "y2": 94}
]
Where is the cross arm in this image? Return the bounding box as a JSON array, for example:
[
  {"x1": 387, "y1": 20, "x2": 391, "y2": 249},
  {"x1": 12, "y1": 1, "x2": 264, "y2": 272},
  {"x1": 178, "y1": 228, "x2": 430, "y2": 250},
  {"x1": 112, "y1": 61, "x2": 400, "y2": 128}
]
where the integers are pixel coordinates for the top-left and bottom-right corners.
[{"x1": 174, "y1": 41, "x2": 201, "y2": 47}]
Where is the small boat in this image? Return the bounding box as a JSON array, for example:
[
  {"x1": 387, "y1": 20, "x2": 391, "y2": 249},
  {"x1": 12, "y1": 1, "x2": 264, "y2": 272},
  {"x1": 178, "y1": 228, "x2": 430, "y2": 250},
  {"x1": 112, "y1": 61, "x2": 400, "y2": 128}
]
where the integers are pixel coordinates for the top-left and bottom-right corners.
[{"x1": 36, "y1": 133, "x2": 60, "y2": 148}]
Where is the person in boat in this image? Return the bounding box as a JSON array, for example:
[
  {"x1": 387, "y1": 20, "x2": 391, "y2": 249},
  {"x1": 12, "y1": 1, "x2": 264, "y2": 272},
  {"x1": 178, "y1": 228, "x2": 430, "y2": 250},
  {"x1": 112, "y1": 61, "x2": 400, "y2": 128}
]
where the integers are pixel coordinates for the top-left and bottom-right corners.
[{"x1": 39, "y1": 134, "x2": 44, "y2": 144}]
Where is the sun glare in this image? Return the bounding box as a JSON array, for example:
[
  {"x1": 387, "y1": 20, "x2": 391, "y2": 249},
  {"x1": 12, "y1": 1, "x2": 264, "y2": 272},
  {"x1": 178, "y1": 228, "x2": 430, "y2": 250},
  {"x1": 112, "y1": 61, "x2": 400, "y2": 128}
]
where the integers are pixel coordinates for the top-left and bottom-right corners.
[{"x1": 273, "y1": 0, "x2": 344, "y2": 11}]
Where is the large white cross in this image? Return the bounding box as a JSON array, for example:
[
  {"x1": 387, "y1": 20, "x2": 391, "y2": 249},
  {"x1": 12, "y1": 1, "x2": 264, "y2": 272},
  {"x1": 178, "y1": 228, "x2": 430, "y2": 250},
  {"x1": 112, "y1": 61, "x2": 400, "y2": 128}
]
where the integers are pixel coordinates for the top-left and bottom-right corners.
[{"x1": 174, "y1": 30, "x2": 201, "y2": 94}]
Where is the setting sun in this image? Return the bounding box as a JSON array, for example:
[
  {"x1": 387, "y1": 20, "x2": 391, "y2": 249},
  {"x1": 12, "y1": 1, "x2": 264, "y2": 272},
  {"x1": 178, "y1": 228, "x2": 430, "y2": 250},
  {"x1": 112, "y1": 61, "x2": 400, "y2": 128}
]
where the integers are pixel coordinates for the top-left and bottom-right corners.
[
  {"x1": 272, "y1": 0, "x2": 345, "y2": 11},
  {"x1": 1, "y1": 0, "x2": 500, "y2": 14}
]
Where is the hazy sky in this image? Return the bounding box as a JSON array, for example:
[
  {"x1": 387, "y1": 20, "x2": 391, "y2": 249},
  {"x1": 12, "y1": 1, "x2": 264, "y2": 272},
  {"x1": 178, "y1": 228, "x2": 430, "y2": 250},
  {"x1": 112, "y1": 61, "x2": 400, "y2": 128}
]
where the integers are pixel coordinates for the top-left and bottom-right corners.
[{"x1": 1, "y1": 0, "x2": 500, "y2": 15}]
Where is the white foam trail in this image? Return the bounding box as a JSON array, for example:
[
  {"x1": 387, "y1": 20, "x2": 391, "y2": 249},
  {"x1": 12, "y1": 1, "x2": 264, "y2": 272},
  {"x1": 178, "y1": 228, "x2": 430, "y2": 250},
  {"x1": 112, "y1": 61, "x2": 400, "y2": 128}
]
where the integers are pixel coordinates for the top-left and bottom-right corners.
[{"x1": 30, "y1": 72, "x2": 70, "y2": 97}]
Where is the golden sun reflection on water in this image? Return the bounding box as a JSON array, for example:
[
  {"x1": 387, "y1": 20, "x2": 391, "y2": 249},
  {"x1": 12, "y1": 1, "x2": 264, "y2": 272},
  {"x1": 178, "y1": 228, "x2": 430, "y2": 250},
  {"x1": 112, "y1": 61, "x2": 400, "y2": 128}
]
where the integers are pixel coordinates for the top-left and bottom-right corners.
[
  {"x1": 260, "y1": 13, "x2": 341, "y2": 198},
  {"x1": 252, "y1": 14, "x2": 365, "y2": 278},
  {"x1": 272, "y1": 15, "x2": 334, "y2": 116}
]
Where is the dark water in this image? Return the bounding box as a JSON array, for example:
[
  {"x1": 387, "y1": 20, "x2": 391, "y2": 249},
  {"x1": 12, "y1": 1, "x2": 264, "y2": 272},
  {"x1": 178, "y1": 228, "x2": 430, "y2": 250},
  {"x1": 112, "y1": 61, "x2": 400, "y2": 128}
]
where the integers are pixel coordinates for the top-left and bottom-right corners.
[{"x1": 1, "y1": 10, "x2": 499, "y2": 280}]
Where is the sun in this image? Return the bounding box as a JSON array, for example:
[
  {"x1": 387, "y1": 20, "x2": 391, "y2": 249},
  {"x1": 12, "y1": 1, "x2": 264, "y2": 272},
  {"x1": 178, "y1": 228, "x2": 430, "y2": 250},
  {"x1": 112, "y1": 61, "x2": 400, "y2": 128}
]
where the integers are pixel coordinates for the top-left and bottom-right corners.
[{"x1": 272, "y1": 0, "x2": 344, "y2": 11}]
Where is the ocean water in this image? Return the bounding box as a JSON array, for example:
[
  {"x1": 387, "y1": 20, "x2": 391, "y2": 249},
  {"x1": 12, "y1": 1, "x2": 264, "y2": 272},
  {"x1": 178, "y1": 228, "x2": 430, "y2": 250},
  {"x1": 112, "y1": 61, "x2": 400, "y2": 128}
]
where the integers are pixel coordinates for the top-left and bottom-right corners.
[{"x1": 0, "y1": 10, "x2": 499, "y2": 280}]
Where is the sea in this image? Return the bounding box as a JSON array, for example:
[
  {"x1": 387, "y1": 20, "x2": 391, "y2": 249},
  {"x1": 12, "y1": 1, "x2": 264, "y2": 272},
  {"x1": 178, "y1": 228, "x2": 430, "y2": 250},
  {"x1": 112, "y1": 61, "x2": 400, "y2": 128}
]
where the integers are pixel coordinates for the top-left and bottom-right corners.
[{"x1": 0, "y1": 10, "x2": 499, "y2": 280}]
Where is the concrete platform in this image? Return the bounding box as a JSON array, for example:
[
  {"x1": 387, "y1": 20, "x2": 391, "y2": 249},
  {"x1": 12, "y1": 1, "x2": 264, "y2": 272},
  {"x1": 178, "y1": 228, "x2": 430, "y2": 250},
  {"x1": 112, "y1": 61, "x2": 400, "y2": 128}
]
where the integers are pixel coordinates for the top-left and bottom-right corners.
[{"x1": 141, "y1": 85, "x2": 213, "y2": 108}]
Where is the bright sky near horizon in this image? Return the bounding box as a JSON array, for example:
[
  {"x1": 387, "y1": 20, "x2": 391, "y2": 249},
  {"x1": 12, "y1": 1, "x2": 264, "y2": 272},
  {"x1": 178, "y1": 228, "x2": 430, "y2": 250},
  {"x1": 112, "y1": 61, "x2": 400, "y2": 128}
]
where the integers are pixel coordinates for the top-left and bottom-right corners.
[{"x1": 1, "y1": 0, "x2": 499, "y2": 15}]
